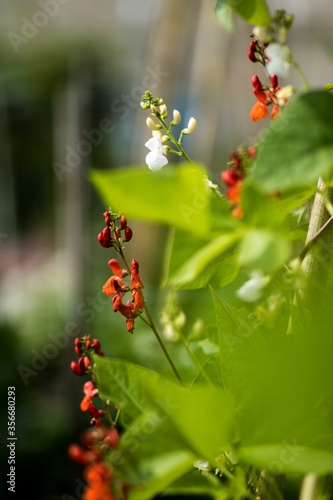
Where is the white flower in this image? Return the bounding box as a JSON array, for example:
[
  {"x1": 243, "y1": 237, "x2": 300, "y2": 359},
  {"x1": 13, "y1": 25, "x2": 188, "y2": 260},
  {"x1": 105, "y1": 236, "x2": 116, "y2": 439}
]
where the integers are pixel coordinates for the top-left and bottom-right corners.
[
  {"x1": 145, "y1": 137, "x2": 168, "y2": 172},
  {"x1": 236, "y1": 272, "x2": 269, "y2": 302},
  {"x1": 265, "y1": 43, "x2": 290, "y2": 79}
]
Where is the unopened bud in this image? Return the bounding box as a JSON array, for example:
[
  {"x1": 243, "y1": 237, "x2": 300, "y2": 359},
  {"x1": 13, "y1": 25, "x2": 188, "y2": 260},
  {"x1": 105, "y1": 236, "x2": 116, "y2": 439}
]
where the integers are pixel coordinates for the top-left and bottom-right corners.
[
  {"x1": 162, "y1": 135, "x2": 170, "y2": 142},
  {"x1": 125, "y1": 226, "x2": 133, "y2": 241},
  {"x1": 151, "y1": 105, "x2": 157, "y2": 113},
  {"x1": 270, "y1": 74, "x2": 278, "y2": 88},
  {"x1": 251, "y1": 75, "x2": 262, "y2": 91},
  {"x1": 157, "y1": 98, "x2": 163, "y2": 105},
  {"x1": 173, "y1": 109, "x2": 181, "y2": 124},
  {"x1": 182, "y1": 117, "x2": 197, "y2": 135},
  {"x1": 140, "y1": 101, "x2": 148, "y2": 109},
  {"x1": 160, "y1": 104, "x2": 167, "y2": 115},
  {"x1": 248, "y1": 50, "x2": 257, "y2": 63},
  {"x1": 120, "y1": 215, "x2": 127, "y2": 229},
  {"x1": 146, "y1": 117, "x2": 157, "y2": 130}
]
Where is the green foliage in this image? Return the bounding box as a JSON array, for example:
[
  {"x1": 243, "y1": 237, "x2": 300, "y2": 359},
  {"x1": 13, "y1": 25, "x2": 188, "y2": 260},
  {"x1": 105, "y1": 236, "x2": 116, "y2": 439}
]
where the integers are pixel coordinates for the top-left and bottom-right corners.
[
  {"x1": 239, "y1": 229, "x2": 290, "y2": 272},
  {"x1": 214, "y1": 0, "x2": 270, "y2": 30},
  {"x1": 94, "y1": 356, "x2": 236, "y2": 497},
  {"x1": 249, "y1": 91, "x2": 333, "y2": 192},
  {"x1": 90, "y1": 164, "x2": 211, "y2": 236}
]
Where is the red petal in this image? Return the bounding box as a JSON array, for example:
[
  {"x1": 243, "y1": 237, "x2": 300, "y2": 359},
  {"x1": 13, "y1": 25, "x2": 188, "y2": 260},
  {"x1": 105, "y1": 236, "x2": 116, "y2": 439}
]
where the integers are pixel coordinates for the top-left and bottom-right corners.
[{"x1": 250, "y1": 102, "x2": 269, "y2": 122}]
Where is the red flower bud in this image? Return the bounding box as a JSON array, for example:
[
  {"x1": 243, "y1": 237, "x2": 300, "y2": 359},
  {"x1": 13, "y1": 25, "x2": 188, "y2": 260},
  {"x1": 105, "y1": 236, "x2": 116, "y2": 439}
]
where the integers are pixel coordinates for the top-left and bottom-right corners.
[
  {"x1": 92, "y1": 339, "x2": 101, "y2": 352},
  {"x1": 270, "y1": 74, "x2": 278, "y2": 88},
  {"x1": 249, "y1": 40, "x2": 256, "y2": 51},
  {"x1": 83, "y1": 357, "x2": 91, "y2": 370},
  {"x1": 71, "y1": 361, "x2": 84, "y2": 376},
  {"x1": 86, "y1": 336, "x2": 92, "y2": 350},
  {"x1": 103, "y1": 211, "x2": 109, "y2": 218},
  {"x1": 120, "y1": 215, "x2": 127, "y2": 229},
  {"x1": 221, "y1": 169, "x2": 242, "y2": 187},
  {"x1": 124, "y1": 227, "x2": 133, "y2": 241},
  {"x1": 247, "y1": 146, "x2": 256, "y2": 160},
  {"x1": 103, "y1": 428, "x2": 119, "y2": 449},
  {"x1": 68, "y1": 444, "x2": 94, "y2": 465},
  {"x1": 98, "y1": 232, "x2": 112, "y2": 248},
  {"x1": 105, "y1": 215, "x2": 111, "y2": 226},
  {"x1": 102, "y1": 227, "x2": 111, "y2": 242},
  {"x1": 251, "y1": 75, "x2": 262, "y2": 91},
  {"x1": 78, "y1": 357, "x2": 86, "y2": 373},
  {"x1": 248, "y1": 50, "x2": 257, "y2": 63}
]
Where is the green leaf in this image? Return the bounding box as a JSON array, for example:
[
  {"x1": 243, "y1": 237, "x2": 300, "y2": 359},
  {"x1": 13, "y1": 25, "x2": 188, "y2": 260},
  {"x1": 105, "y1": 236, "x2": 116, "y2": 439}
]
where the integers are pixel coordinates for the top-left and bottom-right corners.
[
  {"x1": 238, "y1": 229, "x2": 290, "y2": 272},
  {"x1": 323, "y1": 83, "x2": 333, "y2": 92},
  {"x1": 94, "y1": 356, "x2": 175, "y2": 425},
  {"x1": 90, "y1": 163, "x2": 211, "y2": 236},
  {"x1": 232, "y1": 0, "x2": 270, "y2": 24},
  {"x1": 165, "y1": 229, "x2": 239, "y2": 288},
  {"x1": 241, "y1": 445, "x2": 333, "y2": 475},
  {"x1": 165, "y1": 469, "x2": 228, "y2": 498},
  {"x1": 211, "y1": 287, "x2": 265, "y2": 398},
  {"x1": 214, "y1": 0, "x2": 270, "y2": 29},
  {"x1": 249, "y1": 92, "x2": 333, "y2": 192},
  {"x1": 214, "y1": 0, "x2": 234, "y2": 32}
]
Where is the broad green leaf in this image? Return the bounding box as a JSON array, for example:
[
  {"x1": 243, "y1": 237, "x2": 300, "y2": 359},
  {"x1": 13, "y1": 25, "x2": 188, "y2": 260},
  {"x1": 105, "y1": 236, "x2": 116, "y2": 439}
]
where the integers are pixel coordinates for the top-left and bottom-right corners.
[
  {"x1": 214, "y1": 0, "x2": 234, "y2": 32},
  {"x1": 90, "y1": 164, "x2": 211, "y2": 236},
  {"x1": 214, "y1": 0, "x2": 270, "y2": 28},
  {"x1": 238, "y1": 229, "x2": 290, "y2": 272},
  {"x1": 144, "y1": 380, "x2": 235, "y2": 465},
  {"x1": 241, "y1": 445, "x2": 333, "y2": 475},
  {"x1": 165, "y1": 229, "x2": 239, "y2": 287},
  {"x1": 94, "y1": 356, "x2": 176, "y2": 425},
  {"x1": 233, "y1": 0, "x2": 270, "y2": 24},
  {"x1": 192, "y1": 354, "x2": 223, "y2": 387},
  {"x1": 249, "y1": 92, "x2": 333, "y2": 192},
  {"x1": 211, "y1": 287, "x2": 265, "y2": 399}
]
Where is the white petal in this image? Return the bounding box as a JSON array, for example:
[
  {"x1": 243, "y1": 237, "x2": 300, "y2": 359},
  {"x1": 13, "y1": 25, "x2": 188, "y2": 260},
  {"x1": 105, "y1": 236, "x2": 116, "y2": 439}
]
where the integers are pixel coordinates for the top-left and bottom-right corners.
[
  {"x1": 145, "y1": 150, "x2": 168, "y2": 171},
  {"x1": 236, "y1": 273, "x2": 269, "y2": 302},
  {"x1": 145, "y1": 137, "x2": 161, "y2": 151}
]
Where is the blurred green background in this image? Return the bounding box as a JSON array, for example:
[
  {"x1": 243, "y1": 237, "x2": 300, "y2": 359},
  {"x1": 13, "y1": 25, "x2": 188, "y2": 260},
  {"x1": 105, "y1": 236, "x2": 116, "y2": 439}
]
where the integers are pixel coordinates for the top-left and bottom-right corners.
[{"x1": 1, "y1": 0, "x2": 333, "y2": 498}]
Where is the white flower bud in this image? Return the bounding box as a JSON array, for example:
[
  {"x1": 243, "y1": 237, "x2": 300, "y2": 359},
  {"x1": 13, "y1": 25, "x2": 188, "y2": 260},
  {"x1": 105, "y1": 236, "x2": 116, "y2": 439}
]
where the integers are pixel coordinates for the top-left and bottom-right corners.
[
  {"x1": 152, "y1": 130, "x2": 163, "y2": 142},
  {"x1": 160, "y1": 104, "x2": 167, "y2": 115},
  {"x1": 182, "y1": 117, "x2": 197, "y2": 135},
  {"x1": 162, "y1": 135, "x2": 170, "y2": 142},
  {"x1": 252, "y1": 25, "x2": 271, "y2": 43},
  {"x1": 173, "y1": 109, "x2": 181, "y2": 125},
  {"x1": 151, "y1": 105, "x2": 157, "y2": 113},
  {"x1": 174, "y1": 311, "x2": 186, "y2": 329},
  {"x1": 146, "y1": 117, "x2": 157, "y2": 130},
  {"x1": 140, "y1": 101, "x2": 146, "y2": 109},
  {"x1": 157, "y1": 98, "x2": 163, "y2": 105}
]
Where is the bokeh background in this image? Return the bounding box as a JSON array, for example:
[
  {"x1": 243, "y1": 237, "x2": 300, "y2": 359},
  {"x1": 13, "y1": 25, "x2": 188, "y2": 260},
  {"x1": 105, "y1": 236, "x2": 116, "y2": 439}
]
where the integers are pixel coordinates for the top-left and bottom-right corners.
[{"x1": 1, "y1": 0, "x2": 333, "y2": 498}]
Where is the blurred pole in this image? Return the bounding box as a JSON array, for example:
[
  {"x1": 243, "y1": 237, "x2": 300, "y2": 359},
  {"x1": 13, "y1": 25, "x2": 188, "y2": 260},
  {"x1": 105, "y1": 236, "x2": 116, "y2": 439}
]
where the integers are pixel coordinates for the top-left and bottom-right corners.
[{"x1": 52, "y1": 57, "x2": 92, "y2": 319}]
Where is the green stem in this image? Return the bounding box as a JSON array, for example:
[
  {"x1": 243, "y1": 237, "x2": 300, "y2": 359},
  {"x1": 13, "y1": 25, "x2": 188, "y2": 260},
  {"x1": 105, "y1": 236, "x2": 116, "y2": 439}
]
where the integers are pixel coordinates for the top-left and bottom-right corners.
[
  {"x1": 178, "y1": 331, "x2": 212, "y2": 385},
  {"x1": 157, "y1": 118, "x2": 197, "y2": 168},
  {"x1": 289, "y1": 56, "x2": 310, "y2": 91},
  {"x1": 118, "y1": 248, "x2": 183, "y2": 384},
  {"x1": 144, "y1": 305, "x2": 183, "y2": 384}
]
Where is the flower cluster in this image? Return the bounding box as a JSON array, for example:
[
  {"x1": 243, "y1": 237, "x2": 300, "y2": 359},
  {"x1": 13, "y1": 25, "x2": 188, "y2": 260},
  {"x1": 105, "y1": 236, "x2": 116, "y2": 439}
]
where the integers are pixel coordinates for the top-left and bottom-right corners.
[
  {"x1": 98, "y1": 211, "x2": 132, "y2": 249},
  {"x1": 103, "y1": 258, "x2": 145, "y2": 334},
  {"x1": 221, "y1": 147, "x2": 256, "y2": 219},
  {"x1": 250, "y1": 73, "x2": 281, "y2": 122},
  {"x1": 141, "y1": 91, "x2": 197, "y2": 171},
  {"x1": 71, "y1": 336, "x2": 105, "y2": 426},
  {"x1": 69, "y1": 335, "x2": 131, "y2": 499},
  {"x1": 97, "y1": 209, "x2": 145, "y2": 334}
]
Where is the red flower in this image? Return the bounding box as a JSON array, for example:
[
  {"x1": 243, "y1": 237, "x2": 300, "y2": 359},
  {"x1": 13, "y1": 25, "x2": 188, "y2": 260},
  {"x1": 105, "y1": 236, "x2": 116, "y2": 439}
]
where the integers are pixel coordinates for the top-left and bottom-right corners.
[
  {"x1": 83, "y1": 463, "x2": 115, "y2": 500},
  {"x1": 103, "y1": 276, "x2": 126, "y2": 297},
  {"x1": 81, "y1": 382, "x2": 98, "y2": 412},
  {"x1": 226, "y1": 183, "x2": 242, "y2": 203},
  {"x1": 68, "y1": 444, "x2": 95, "y2": 466},
  {"x1": 250, "y1": 101, "x2": 269, "y2": 122},
  {"x1": 87, "y1": 403, "x2": 104, "y2": 428}
]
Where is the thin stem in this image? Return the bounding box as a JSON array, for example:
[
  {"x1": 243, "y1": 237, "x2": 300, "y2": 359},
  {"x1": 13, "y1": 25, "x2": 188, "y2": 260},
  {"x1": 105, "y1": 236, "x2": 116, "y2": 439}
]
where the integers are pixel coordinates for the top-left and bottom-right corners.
[
  {"x1": 178, "y1": 331, "x2": 212, "y2": 385},
  {"x1": 144, "y1": 304, "x2": 183, "y2": 384},
  {"x1": 289, "y1": 56, "x2": 310, "y2": 91},
  {"x1": 157, "y1": 117, "x2": 197, "y2": 168},
  {"x1": 299, "y1": 216, "x2": 333, "y2": 260}
]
